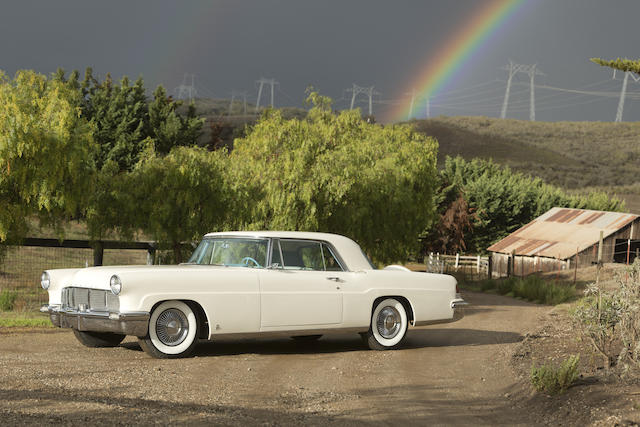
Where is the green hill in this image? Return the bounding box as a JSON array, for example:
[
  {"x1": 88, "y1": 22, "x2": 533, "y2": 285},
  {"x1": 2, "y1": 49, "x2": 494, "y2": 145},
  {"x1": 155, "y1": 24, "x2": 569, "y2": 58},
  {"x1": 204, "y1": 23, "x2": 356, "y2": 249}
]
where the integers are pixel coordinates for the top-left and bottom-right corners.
[
  {"x1": 410, "y1": 116, "x2": 640, "y2": 212},
  {"x1": 412, "y1": 116, "x2": 640, "y2": 189}
]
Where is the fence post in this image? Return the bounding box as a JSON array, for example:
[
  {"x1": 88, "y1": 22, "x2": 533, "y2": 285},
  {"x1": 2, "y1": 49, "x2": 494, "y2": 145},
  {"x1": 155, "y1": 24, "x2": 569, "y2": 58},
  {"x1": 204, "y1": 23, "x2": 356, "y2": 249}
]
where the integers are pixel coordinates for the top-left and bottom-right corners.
[
  {"x1": 92, "y1": 241, "x2": 104, "y2": 267},
  {"x1": 488, "y1": 255, "x2": 493, "y2": 279},
  {"x1": 147, "y1": 244, "x2": 156, "y2": 265},
  {"x1": 455, "y1": 253, "x2": 459, "y2": 270},
  {"x1": 598, "y1": 230, "x2": 603, "y2": 264},
  {"x1": 574, "y1": 246, "x2": 578, "y2": 284}
]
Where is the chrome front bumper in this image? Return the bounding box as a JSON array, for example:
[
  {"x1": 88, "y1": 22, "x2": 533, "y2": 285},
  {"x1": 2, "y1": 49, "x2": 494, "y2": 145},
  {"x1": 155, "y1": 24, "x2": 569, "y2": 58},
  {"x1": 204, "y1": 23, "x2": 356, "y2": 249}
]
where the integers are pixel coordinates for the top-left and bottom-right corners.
[{"x1": 41, "y1": 305, "x2": 150, "y2": 337}]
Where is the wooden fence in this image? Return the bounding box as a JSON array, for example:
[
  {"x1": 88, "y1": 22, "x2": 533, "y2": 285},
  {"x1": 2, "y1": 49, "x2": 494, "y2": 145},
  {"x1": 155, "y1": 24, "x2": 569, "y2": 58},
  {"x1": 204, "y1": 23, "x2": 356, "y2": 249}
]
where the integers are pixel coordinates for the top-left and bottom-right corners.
[{"x1": 425, "y1": 252, "x2": 490, "y2": 279}]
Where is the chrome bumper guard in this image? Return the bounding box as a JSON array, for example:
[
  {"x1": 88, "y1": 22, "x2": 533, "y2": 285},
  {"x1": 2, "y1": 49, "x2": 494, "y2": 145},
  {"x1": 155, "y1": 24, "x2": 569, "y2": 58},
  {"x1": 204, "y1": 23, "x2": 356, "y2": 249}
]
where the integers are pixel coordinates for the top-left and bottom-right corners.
[{"x1": 41, "y1": 305, "x2": 150, "y2": 337}]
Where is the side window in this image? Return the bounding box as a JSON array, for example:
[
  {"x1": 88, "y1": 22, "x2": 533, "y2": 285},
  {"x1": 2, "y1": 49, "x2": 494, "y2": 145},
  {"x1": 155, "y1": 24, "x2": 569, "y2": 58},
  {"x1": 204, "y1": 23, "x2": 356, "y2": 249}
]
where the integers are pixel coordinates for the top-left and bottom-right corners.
[
  {"x1": 279, "y1": 240, "x2": 324, "y2": 271},
  {"x1": 322, "y1": 243, "x2": 344, "y2": 271}
]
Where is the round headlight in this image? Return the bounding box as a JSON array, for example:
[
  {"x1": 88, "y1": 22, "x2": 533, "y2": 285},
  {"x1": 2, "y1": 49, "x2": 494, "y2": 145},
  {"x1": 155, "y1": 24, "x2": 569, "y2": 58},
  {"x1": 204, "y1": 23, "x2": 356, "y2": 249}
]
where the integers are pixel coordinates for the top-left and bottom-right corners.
[
  {"x1": 110, "y1": 275, "x2": 122, "y2": 295},
  {"x1": 41, "y1": 272, "x2": 50, "y2": 290}
]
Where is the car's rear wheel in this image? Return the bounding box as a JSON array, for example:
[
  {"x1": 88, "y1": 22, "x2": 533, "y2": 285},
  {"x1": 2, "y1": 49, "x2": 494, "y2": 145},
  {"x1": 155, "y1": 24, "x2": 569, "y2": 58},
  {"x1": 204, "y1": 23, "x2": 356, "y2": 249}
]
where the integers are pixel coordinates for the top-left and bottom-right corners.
[
  {"x1": 73, "y1": 330, "x2": 125, "y2": 348},
  {"x1": 365, "y1": 298, "x2": 408, "y2": 350},
  {"x1": 138, "y1": 300, "x2": 199, "y2": 359}
]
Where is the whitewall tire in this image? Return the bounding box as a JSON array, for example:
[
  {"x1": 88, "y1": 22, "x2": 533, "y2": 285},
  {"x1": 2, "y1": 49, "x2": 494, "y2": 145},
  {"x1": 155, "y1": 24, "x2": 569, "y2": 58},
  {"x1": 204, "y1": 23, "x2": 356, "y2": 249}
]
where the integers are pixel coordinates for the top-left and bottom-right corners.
[
  {"x1": 138, "y1": 300, "x2": 199, "y2": 358},
  {"x1": 365, "y1": 298, "x2": 408, "y2": 350}
]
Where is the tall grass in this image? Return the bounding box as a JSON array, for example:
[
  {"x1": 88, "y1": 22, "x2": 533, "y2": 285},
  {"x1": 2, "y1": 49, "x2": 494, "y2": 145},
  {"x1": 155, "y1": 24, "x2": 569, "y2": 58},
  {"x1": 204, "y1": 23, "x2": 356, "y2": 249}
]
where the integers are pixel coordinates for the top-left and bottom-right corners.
[
  {"x1": 465, "y1": 275, "x2": 576, "y2": 305},
  {"x1": 0, "y1": 290, "x2": 18, "y2": 311}
]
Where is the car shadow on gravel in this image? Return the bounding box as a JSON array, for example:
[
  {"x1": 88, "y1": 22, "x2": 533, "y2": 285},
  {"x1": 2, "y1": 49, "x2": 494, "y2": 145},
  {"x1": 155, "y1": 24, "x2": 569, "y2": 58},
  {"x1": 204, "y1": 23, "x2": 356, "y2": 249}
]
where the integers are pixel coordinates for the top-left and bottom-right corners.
[
  {"x1": 119, "y1": 328, "x2": 523, "y2": 357},
  {"x1": 0, "y1": 387, "x2": 369, "y2": 426}
]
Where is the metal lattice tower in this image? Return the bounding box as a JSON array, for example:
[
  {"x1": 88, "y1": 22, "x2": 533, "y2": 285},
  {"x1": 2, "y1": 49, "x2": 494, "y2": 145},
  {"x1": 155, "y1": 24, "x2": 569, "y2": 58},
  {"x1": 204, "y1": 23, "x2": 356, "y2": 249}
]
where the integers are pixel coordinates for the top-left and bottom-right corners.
[
  {"x1": 174, "y1": 74, "x2": 198, "y2": 102},
  {"x1": 346, "y1": 84, "x2": 380, "y2": 116},
  {"x1": 613, "y1": 70, "x2": 640, "y2": 122},
  {"x1": 229, "y1": 90, "x2": 249, "y2": 115},
  {"x1": 255, "y1": 78, "x2": 279, "y2": 110},
  {"x1": 407, "y1": 89, "x2": 416, "y2": 119},
  {"x1": 500, "y1": 61, "x2": 544, "y2": 120}
]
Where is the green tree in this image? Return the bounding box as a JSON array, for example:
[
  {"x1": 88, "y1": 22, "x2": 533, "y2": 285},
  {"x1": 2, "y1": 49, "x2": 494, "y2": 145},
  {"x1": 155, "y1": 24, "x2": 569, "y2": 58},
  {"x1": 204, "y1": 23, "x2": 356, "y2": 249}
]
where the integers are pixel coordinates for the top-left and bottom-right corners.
[
  {"x1": 81, "y1": 69, "x2": 149, "y2": 171},
  {"x1": 438, "y1": 156, "x2": 623, "y2": 253},
  {"x1": 0, "y1": 70, "x2": 95, "y2": 241},
  {"x1": 591, "y1": 57, "x2": 640, "y2": 74},
  {"x1": 148, "y1": 85, "x2": 203, "y2": 155},
  {"x1": 132, "y1": 146, "x2": 229, "y2": 262},
  {"x1": 230, "y1": 93, "x2": 439, "y2": 263}
]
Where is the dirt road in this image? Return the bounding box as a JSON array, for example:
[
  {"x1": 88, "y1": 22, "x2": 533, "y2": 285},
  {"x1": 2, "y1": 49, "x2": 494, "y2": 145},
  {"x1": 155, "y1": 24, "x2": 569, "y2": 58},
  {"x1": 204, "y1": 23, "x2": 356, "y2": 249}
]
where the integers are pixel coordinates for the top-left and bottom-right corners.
[{"x1": 0, "y1": 292, "x2": 549, "y2": 425}]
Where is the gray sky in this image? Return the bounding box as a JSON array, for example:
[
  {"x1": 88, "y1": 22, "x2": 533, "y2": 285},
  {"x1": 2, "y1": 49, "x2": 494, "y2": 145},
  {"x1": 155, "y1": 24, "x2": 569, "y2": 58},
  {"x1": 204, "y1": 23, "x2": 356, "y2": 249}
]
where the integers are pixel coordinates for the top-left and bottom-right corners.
[{"x1": 1, "y1": 0, "x2": 639, "y2": 122}]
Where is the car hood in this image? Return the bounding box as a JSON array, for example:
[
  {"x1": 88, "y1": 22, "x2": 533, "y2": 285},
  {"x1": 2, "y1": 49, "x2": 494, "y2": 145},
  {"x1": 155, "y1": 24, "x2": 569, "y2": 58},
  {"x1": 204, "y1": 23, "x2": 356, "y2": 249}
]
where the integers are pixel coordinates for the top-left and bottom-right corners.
[{"x1": 68, "y1": 264, "x2": 243, "y2": 290}]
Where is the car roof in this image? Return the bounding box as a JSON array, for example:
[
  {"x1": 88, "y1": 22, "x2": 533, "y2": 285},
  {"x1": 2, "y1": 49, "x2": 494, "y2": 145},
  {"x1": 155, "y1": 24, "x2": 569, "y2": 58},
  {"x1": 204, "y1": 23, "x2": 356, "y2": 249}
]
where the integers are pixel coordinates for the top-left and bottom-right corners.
[{"x1": 202, "y1": 231, "x2": 374, "y2": 271}]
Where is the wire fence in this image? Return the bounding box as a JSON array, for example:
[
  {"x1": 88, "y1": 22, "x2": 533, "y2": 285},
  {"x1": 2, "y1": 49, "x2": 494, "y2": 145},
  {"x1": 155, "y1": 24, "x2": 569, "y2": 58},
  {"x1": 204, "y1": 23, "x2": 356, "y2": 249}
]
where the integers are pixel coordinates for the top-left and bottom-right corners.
[{"x1": 0, "y1": 244, "x2": 149, "y2": 312}]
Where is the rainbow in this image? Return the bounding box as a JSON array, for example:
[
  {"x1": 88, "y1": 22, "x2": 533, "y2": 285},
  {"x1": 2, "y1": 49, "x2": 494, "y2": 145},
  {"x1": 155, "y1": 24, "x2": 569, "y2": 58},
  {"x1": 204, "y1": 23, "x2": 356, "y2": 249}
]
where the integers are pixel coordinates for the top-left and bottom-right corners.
[{"x1": 390, "y1": 0, "x2": 527, "y2": 122}]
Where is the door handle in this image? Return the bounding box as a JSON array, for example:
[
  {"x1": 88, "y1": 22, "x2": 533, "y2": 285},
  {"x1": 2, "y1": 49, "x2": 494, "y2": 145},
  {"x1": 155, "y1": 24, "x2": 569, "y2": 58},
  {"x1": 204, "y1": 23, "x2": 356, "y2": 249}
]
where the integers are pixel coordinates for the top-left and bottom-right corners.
[{"x1": 326, "y1": 276, "x2": 340, "y2": 282}]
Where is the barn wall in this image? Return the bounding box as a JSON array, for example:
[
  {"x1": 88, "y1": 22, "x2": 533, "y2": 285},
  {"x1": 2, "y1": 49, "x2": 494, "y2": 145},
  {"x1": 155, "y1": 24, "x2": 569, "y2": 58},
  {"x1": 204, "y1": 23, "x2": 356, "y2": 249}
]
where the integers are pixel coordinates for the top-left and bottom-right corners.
[{"x1": 490, "y1": 252, "x2": 567, "y2": 278}]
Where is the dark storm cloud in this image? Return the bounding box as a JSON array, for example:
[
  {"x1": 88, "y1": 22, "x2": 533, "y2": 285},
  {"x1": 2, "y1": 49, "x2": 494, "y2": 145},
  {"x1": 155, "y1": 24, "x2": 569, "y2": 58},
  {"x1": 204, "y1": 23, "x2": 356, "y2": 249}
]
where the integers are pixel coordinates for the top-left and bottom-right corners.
[{"x1": 1, "y1": 0, "x2": 639, "y2": 121}]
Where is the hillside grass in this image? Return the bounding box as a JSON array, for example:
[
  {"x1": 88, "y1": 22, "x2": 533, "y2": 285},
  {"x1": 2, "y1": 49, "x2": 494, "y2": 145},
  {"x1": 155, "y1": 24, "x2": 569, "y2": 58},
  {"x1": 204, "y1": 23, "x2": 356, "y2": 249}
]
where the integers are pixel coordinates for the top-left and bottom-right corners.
[{"x1": 411, "y1": 116, "x2": 640, "y2": 192}]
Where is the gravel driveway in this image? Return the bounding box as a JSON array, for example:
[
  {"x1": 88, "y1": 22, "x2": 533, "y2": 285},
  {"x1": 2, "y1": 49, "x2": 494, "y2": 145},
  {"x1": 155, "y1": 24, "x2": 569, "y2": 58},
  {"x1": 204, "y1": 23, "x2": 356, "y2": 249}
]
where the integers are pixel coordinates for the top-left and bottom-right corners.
[{"x1": 0, "y1": 292, "x2": 548, "y2": 425}]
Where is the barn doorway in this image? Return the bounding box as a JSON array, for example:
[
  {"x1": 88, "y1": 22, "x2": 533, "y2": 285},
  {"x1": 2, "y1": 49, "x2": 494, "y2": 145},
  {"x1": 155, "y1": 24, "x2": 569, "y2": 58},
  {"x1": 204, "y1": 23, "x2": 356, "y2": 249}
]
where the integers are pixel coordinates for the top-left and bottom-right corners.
[{"x1": 614, "y1": 239, "x2": 640, "y2": 264}]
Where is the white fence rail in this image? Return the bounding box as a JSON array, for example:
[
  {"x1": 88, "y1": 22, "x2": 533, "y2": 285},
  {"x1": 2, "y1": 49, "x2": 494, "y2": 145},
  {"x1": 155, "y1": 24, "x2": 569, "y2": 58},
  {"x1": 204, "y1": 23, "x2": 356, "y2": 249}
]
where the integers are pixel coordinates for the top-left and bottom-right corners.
[{"x1": 425, "y1": 252, "x2": 489, "y2": 277}]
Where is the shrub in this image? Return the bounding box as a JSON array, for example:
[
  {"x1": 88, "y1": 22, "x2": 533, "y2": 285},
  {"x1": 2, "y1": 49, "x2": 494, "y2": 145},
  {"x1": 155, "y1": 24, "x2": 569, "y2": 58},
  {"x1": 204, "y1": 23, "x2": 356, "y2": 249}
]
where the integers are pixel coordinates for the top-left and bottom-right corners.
[
  {"x1": 530, "y1": 355, "x2": 580, "y2": 395},
  {"x1": 0, "y1": 290, "x2": 18, "y2": 311},
  {"x1": 573, "y1": 259, "x2": 640, "y2": 370}
]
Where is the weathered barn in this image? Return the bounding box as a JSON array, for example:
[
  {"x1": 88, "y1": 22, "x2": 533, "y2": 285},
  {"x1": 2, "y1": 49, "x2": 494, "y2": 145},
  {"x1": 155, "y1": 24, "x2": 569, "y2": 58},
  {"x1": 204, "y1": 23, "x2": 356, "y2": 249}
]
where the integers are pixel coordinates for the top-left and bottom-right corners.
[{"x1": 487, "y1": 207, "x2": 640, "y2": 277}]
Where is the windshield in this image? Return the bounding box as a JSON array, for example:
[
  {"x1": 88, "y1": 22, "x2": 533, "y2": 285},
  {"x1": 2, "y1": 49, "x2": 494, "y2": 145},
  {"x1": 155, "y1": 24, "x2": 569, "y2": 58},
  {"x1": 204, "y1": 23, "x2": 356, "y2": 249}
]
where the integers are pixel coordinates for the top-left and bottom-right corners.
[{"x1": 187, "y1": 237, "x2": 269, "y2": 268}]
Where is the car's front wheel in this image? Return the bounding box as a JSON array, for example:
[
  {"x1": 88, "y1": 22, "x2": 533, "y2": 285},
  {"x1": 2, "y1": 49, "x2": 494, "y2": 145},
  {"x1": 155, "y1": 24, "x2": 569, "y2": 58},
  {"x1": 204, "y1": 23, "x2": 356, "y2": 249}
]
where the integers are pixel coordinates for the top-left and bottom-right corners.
[
  {"x1": 73, "y1": 330, "x2": 125, "y2": 347},
  {"x1": 138, "y1": 300, "x2": 199, "y2": 359},
  {"x1": 364, "y1": 298, "x2": 408, "y2": 350}
]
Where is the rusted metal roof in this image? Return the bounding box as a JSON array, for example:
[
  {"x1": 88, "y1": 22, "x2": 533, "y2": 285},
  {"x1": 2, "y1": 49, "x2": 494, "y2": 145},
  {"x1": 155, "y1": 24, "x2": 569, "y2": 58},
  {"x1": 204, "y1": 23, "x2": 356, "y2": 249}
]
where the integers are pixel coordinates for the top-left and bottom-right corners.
[{"x1": 487, "y1": 207, "x2": 639, "y2": 260}]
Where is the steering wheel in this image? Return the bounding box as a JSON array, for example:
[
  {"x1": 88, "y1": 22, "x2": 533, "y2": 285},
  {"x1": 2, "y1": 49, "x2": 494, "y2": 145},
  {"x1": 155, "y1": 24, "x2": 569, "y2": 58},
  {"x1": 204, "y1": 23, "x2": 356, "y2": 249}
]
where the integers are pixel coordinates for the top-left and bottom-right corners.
[{"x1": 241, "y1": 256, "x2": 261, "y2": 268}]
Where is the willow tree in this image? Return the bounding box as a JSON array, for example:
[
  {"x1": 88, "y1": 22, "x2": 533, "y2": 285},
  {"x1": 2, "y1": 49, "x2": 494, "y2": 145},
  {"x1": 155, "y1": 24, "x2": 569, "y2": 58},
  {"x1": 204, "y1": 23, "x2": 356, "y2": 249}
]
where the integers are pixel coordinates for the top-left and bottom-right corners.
[
  {"x1": 230, "y1": 92, "x2": 439, "y2": 263},
  {"x1": 131, "y1": 146, "x2": 229, "y2": 263},
  {"x1": 0, "y1": 70, "x2": 95, "y2": 242}
]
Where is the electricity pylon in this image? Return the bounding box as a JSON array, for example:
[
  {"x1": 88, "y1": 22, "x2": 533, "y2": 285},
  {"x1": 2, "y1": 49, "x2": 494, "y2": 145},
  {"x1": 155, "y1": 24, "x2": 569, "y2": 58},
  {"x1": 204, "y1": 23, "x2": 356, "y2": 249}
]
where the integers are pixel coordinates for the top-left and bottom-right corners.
[
  {"x1": 407, "y1": 89, "x2": 416, "y2": 119},
  {"x1": 255, "y1": 78, "x2": 278, "y2": 110},
  {"x1": 346, "y1": 84, "x2": 380, "y2": 116},
  {"x1": 613, "y1": 70, "x2": 640, "y2": 122},
  {"x1": 229, "y1": 90, "x2": 248, "y2": 115},
  {"x1": 500, "y1": 61, "x2": 544, "y2": 120},
  {"x1": 175, "y1": 74, "x2": 197, "y2": 101}
]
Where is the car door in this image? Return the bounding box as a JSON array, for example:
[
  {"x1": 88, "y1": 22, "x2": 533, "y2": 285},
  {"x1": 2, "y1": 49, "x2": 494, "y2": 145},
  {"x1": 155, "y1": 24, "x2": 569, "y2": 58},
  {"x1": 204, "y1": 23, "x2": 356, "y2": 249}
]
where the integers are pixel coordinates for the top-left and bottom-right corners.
[{"x1": 259, "y1": 239, "x2": 346, "y2": 329}]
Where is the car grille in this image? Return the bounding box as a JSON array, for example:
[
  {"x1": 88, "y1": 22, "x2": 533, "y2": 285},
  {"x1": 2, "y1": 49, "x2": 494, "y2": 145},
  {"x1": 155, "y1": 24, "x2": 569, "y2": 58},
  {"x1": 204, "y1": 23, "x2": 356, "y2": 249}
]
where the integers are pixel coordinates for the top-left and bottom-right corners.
[{"x1": 61, "y1": 287, "x2": 119, "y2": 312}]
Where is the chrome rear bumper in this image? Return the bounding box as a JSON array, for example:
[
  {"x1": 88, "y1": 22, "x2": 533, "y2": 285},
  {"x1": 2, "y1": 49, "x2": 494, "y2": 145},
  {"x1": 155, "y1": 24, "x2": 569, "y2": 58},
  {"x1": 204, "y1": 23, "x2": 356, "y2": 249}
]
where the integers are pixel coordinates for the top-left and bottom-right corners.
[
  {"x1": 451, "y1": 298, "x2": 468, "y2": 322},
  {"x1": 412, "y1": 296, "x2": 468, "y2": 327},
  {"x1": 41, "y1": 305, "x2": 149, "y2": 337}
]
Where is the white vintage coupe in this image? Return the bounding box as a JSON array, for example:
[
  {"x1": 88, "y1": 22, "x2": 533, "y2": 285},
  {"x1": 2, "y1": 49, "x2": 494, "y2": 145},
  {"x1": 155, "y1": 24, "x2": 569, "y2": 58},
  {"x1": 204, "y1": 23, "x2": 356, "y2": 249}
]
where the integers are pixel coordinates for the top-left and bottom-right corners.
[{"x1": 41, "y1": 231, "x2": 466, "y2": 358}]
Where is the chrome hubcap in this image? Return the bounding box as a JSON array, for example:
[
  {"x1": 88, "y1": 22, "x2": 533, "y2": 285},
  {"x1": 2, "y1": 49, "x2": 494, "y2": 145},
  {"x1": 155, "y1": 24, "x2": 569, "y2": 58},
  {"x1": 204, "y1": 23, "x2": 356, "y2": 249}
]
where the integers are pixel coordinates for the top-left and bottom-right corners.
[
  {"x1": 376, "y1": 306, "x2": 401, "y2": 339},
  {"x1": 156, "y1": 309, "x2": 189, "y2": 346}
]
